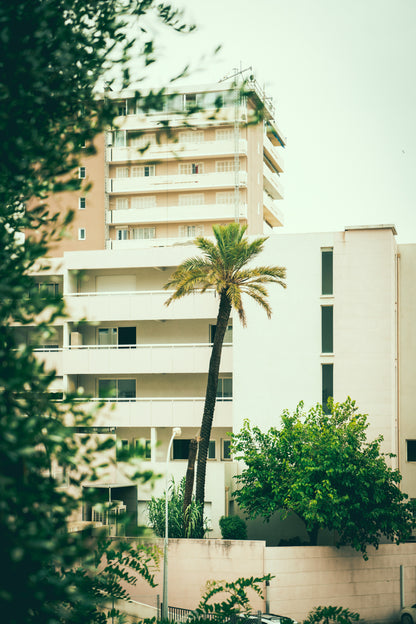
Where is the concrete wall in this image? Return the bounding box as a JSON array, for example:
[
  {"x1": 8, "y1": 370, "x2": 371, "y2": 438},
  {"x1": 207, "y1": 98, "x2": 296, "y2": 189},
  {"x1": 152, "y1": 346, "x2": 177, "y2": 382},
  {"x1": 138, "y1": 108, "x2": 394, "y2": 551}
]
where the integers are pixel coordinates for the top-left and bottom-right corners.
[{"x1": 124, "y1": 539, "x2": 416, "y2": 624}]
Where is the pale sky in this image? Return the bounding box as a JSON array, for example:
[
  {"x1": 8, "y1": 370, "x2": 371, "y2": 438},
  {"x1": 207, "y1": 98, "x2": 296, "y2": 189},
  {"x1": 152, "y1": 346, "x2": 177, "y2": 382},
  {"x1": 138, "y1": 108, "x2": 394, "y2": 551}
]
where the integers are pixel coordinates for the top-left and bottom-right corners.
[{"x1": 130, "y1": 0, "x2": 416, "y2": 243}]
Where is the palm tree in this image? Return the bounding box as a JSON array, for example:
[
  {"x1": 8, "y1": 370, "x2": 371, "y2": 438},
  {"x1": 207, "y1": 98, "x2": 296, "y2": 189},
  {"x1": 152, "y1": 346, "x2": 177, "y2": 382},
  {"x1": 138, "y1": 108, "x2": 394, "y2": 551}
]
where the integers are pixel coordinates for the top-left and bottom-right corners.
[{"x1": 164, "y1": 223, "x2": 286, "y2": 531}]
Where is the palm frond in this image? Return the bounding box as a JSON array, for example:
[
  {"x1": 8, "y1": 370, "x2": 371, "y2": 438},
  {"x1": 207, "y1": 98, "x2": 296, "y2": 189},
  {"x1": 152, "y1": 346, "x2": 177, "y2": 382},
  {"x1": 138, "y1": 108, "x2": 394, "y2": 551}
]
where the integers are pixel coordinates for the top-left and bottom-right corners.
[{"x1": 243, "y1": 288, "x2": 273, "y2": 318}]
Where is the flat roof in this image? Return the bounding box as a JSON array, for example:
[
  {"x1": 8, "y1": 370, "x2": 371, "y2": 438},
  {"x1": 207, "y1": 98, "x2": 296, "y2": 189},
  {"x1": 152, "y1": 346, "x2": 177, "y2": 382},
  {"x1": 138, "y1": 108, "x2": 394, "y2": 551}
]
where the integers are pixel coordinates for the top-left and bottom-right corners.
[{"x1": 345, "y1": 224, "x2": 397, "y2": 235}]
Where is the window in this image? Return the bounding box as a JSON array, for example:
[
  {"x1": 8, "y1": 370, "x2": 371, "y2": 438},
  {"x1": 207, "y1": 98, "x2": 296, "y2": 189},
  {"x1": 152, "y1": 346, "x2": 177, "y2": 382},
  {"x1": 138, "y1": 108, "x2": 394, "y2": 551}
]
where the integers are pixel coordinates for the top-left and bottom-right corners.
[
  {"x1": 131, "y1": 165, "x2": 155, "y2": 177},
  {"x1": 322, "y1": 364, "x2": 333, "y2": 414},
  {"x1": 180, "y1": 131, "x2": 204, "y2": 144},
  {"x1": 37, "y1": 282, "x2": 59, "y2": 297},
  {"x1": 216, "y1": 191, "x2": 235, "y2": 205},
  {"x1": 132, "y1": 227, "x2": 156, "y2": 240},
  {"x1": 216, "y1": 128, "x2": 233, "y2": 141},
  {"x1": 79, "y1": 197, "x2": 86, "y2": 210},
  {"x1": 79, "y1": 167, "x2": 86, "y2": 179},
  {"x1": 173, "y1": 439, "x2": 190, "y2": 460},
  {"x1": 131, "y1": 196, "x2": 156, "y2": 209},
  {"x1": 178, "y1": 162, "x2": 204, "y2": 175},
  {"x1": 184, "y1": 93, "x2": 197, "y2": 110},
  {"x1": 178, "y1": 193, "x2": 205, "y2": 206},
  {"x1": 98, "y1": 379, "x2": 135, "y2": 399},
  {"x1": 116, "y1": 167, "x2": 129, "y2": 178},
  {"x1": 116, "y1": 228, "x2": 129, "y2": 241},
  {"x1": 222, "y1": 439, "x2": 231, "y2": 460},
  {"x1": 215, "y1": 160, "x2": 234, "y2": 173},
  {"x1": 210, "y1": 324, "x2": 232, "y2": 344},
  {"x1": 135, "y1": 439, "x2": 151, "y2": 460},
  {"x1": 117, "y1": 102, "x2": 127, "y2": 116},
  {"x1": 322, "y1": 249, "x2": 333, "y2": 295},
  {"x1": 178, "y1": 225, "x2": 204, "y2": 238},
  {"x1": 217, "y1": 375, "x2": 232, "y2": 400},
  {"x1": 78, "y1": 228, "x2": 86, "y2": 240},
  {"x1": 130, "y1": 133, "x2": 156, "y2": 148},
  {"x1": 114, "y1": 130, "x2": 127, "y2": 147},
  {"x1": 115, "y1": 197, "x2": 129, "y2": 210},
  {"x1": 321, "y1": 306, "x2": 333, "y2": 353},
  {"x1": 407, "y1": 441, "x2": 416, "y2": 462},
  {"x1": 98, "y1": 328, "x2": 118, "y2": 345},
  {"x1": 208, "y1": 440, "x2": 216, "y2": 460}
]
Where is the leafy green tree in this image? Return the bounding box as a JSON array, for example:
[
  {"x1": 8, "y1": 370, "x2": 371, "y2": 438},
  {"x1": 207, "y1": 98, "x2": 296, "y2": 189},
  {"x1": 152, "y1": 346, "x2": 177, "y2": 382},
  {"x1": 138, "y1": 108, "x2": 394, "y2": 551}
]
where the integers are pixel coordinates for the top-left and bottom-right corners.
[
  {"x1": 232, "y1": 398, "x2": 415, "y2": 558},
  {"x1": 0, "y1": 1, "x2": 193, "y2": 622},
  {"x1": 147, "y1": 477, "x2": 208, "y2": 538},
  {"x1": 164, "y1": 223, "x2": 286, "y2": 533}
]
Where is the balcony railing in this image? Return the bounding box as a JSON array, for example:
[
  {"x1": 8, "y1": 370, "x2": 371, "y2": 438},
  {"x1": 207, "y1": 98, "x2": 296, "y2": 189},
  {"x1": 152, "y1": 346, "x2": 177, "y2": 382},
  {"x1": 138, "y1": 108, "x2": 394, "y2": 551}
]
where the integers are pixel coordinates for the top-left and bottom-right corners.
[
  {"x1": 263, "y1": 192, "x2": 284, "y2": 227},
  {"x1": 76, "y1": 396, "x2": 232, "y2": 428},
  {"x1": 263, "y1": 135, "x2": 284, "y2": 172},
  {"x1": 109, "y1": 202, "x2": 248, "y2": 226},
  {"x1": 63, "y1": 342, "x2": 232, "y2": 375},
  {"x1": 106, "y1": 171, "x2": 248, "y2": 194},
  {"x1": 107, "y1": 138, "x2": 248, "y2": 163},
  {"x1": 263, "y1": 163, "x2": 284, "y2": 200},
  {"x1": 65, "y1": 289, "x2": 219, "y2": 322}
]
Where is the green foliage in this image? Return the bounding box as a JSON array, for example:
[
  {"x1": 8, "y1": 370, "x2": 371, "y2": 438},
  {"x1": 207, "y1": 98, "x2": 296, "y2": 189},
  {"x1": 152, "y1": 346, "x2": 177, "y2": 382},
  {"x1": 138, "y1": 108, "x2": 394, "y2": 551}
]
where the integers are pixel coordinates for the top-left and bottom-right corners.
[
  {"x1": 219, "y1": 515, "x2": 248, "y2": 540},
  {"x1": 147, "y1": 478, "x2": 208, "y2": 538},
  {"x1": 0, "y1": 1, "x2": 194, "y2": 622},
  {"x1": 303, "y1": 605, "x2": 360, "y2": 624},
  {"x1": 232, "y1": 398, "x2": 416, "y2": 559},
  {"x1": 188, "y1": 574, "x2": 273, "y2": 624}
]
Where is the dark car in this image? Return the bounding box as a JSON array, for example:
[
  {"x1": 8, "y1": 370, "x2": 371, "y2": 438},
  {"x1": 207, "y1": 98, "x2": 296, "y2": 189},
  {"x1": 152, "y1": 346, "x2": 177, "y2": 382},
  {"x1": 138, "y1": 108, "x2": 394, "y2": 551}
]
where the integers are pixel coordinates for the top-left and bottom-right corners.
[{"x1": 401, "y1": 604, "x2": 416, "y2": 624}]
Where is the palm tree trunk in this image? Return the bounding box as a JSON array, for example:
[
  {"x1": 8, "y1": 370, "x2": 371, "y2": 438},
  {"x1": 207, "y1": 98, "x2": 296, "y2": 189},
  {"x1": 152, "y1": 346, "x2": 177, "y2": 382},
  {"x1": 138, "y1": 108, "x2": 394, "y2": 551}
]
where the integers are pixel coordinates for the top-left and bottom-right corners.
[
  {"x1": 183, "y1": 436, "x2": 198, "y2": 536},
  {"x1": 194, "y1": 291, "x2": 232, "y2": 528}
]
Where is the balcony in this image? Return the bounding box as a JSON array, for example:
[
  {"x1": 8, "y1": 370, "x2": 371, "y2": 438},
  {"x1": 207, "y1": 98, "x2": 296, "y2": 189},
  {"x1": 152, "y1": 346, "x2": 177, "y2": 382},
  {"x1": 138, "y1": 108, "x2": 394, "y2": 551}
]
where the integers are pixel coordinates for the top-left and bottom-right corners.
[
  {"x1": 111, "y1": 105, "x2": 242, "y2": 132},
  {"x1": 109, "y1": 203, "x2": 248, "y2": 226},
  {"x1": 107, "y1": 139, "x2": 248, "y2": 163},
  {"x1": 79, "y1": 397, "x2": 232, "y2": 428},
  {"x1": 65, "y1": 289, "x2": 219, "y2": 322},
  {"x1": 106, "y1": 171, "x2": 248, "y2": 194},
  {"x1": 63, "y1": 343, "x2": 232, "y2": 375},
  {"x1": 263, "y1": 163, "x2": 284, "y2": 200},
  {"x1": 33, "y1": 348, "x2": 63, "y2": 374},
  {"x1": 263, "y1": 135, "x2": 284, "y2": 173},
  {"x1": 263, "y1": 192, "x2": 284, "y2": 227}
]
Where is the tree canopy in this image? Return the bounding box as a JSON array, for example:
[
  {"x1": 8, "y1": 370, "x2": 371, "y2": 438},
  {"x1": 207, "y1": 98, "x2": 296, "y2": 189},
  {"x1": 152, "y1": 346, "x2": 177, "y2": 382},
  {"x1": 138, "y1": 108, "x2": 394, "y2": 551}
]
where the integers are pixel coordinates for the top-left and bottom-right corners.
[{"x1": 232, "y1": 398, "x2": 415, "y2": 558}]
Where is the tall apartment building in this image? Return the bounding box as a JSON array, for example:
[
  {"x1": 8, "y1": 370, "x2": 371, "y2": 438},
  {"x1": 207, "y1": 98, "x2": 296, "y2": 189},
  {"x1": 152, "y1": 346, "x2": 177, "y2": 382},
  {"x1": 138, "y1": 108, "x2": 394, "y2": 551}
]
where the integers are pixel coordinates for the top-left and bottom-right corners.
[
  {"x1": 18, "y1": 79, "x2": 416, "y2": 541},
  {"x1": 49, "y1": 79, "x2": 285, "y2": 256}
]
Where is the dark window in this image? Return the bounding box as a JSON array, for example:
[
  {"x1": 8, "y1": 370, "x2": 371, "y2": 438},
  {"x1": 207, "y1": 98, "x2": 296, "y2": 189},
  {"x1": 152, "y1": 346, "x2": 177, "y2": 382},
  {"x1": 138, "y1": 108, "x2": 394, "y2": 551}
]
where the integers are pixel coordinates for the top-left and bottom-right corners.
[
  {"x1": 321, "y1": 306, "x2": 333, "y2": 353},
  {"x1": 79, "y1": 197, "x2": 86, "y2": 209},
  {"x1": 173, "y1": 439, "x2": 190, "y2": 460},
  {"x1": 98, "y1": 379, "x2": 135, "y2": 399},
  {"x1": 208, "y1": 440, "x2": 216, "y2": 459},
  {"x1": 222, "y1": 439, "x2": 231, "y2": 460},
  {"x1": 322, "y1": 250, "x2": 333, "y2": 295},
  {"x1": 118, "y1": 326, "x2": 136, "y2": 347},
  {"x1": 79, "y1": 167, "x2": 86, "y2": 179},
  {"x1": 217, "y1": 376, "x2": 232, "y2": 399},
  {"x1": 407, "y1": 440, "x2": 416, "y2": 461},
  {"x1": 322, "y1": 364, "x2": 333, "y2": 414}
]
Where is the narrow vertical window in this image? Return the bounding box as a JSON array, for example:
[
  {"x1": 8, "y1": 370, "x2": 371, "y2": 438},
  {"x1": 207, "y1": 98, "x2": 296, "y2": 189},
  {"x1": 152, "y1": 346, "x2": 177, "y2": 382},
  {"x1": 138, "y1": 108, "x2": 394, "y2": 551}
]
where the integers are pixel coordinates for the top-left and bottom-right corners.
[
  {"x1": 322, "y1": 364, "x2": 333, "y2": 414},
  {"x1": 79, "y1": 197, "x2": 86, "y2": 210},
  {"x1": 78, "y1": 228, "x2": 86, "y2": 240},
  {"x1": 321, "y1": 306, "x2": 333, "y2": 353},
  {"x1": 322, "y1": 250, "x2": 333, "y2": 295},
  {"x1": 79, "y1": 167, "x2": 86, "y2": 179}
]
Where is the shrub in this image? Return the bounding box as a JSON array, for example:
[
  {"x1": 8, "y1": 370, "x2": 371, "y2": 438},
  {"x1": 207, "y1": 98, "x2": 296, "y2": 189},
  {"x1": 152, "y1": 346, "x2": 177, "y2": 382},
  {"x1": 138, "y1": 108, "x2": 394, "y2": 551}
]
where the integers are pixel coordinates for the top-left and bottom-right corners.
[
  {"x1": 304, "y1": 605, "x2": 360, "y2": 624},
  {"x1": 219, "y1": 515, "x2": 247, "y2": 540}
]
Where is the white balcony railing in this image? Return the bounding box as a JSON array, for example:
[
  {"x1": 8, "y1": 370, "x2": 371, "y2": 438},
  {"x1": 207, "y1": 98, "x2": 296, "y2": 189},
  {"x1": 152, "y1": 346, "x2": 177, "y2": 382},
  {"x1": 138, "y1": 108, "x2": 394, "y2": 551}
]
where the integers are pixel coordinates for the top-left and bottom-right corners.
[
  {"x1": 65, "y1": 289, "x2": 219, "y2": 322},
  {"x1": 263, "y1": 163, "x2": 284, "y2": 200},
  {"x1": 263, "y1": 135, "x2": 284, "y2": 172},
  {"x1": 63, "y1": 343, "x2": 232, "y2": 375},
  {"x1": 33, "y1": 348, "x2": 63, "y2": 374},
  {"x1": 106, "y1": 171, "x2": 248, "y2": 194},
  {"x1": 78, "y1": 396, "x2": 232, "y2": 428},
  {"x1": 263, "y1": 192, "x2": 284, "y2": 227},
  {"x1": 109, "y1": 202, "x2": 248, "y2": 226},
  {"x1": 107, "y1": 138, "x2": 248, "y2": 163}
]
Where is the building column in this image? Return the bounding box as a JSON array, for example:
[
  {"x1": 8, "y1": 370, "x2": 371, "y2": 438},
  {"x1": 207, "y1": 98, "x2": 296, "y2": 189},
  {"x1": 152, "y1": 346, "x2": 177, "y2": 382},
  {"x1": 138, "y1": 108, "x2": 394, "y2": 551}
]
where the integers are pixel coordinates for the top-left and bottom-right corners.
[{"x1": 150, "y1": 427, "x2": 157, "y2": 462}]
